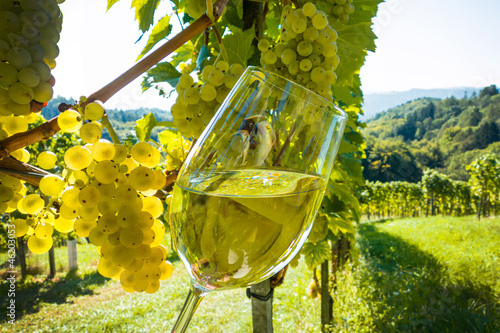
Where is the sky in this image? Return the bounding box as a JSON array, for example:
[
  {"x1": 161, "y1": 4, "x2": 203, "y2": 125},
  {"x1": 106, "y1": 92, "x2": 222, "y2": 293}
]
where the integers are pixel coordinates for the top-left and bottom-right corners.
[{"x1": 53, "y1": 0, "x2": 500, "y2": 109}]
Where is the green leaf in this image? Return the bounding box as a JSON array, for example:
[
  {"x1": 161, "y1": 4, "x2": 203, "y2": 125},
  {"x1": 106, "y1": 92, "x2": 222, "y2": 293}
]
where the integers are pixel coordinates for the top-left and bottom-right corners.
[
  {"x1": 334, "y1": 22, "x2": 377, "y2": 87},
  {"x1": 137, "y1": 15, "x2": 172, "y2": 60},
  {"x1": 349, "y1": 0, "x2": 384, "y2": 25},
  {"x1": 197, "y1": 45, "x2": 210, "y2": 70},
  {"x1": 328, "y1": 215, "x2": 355, "y2": 235},
  {"x1": 222, "y1": 25, "x2": 256, "y2": 67},
  {"x1": 158, "y1": 129, "x2": 180, "y2": 148},
  {"x1": 141, "y1": 62, "x2": 182, "y2": 92},
  {"x1": 132, "y1": 0, "x2": 161, "y2": 33},
  {"x1": 302, "y1": 241, "x2": 330, "y2": 269},
  {"x1": 135, "y1": 112, "x2": 158, "y2": 142},
  {"x1": 171, "y1": 43, "x2": 195, "y2": 67},
  {"x1": 106, "y1": 0, "x2": 120, "y2": 11}
]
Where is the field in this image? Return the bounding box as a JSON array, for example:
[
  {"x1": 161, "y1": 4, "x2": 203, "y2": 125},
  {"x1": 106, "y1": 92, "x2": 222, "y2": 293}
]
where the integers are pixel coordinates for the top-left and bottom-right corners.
[{"x1": 1, "y1": 215, "x2": 499, "y2": 332}]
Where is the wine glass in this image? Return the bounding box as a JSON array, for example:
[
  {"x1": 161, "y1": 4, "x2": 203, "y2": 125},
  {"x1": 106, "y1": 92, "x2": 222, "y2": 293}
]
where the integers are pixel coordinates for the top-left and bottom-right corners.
[{"x1": 169, "y1": 66, "x2": 347, "y2": 332}]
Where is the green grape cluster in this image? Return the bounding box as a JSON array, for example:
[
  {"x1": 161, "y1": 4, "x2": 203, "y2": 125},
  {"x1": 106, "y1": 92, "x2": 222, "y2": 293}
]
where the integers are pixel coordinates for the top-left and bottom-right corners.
[
  {"x1": 0, "y1": 0, "x2": 64, "y2": 117},
  {"x1": 258, "y1": 2, "x2": 339, "y2": 101},
  {"x1": 324, "y1": 0, "x2": 355, "y2": 24},
  {"x1": 170, "y1": 61, "x2": 244, "y2": 139},
  {"x1": 11, "y1": 104, "x2": 175, "y2": 293}
]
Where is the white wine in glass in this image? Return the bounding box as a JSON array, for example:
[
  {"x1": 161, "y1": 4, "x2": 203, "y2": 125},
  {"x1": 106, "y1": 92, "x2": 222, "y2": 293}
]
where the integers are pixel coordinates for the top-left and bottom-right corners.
[{"x1": 169, "y1": 67, "x2": 347, "y2": 332}]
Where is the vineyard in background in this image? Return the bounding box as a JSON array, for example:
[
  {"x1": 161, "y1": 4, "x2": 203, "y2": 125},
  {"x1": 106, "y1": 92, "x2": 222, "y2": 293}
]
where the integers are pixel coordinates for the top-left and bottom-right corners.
[{"x1": 361, "y1": 153, "x2": 500, "y2": 220}]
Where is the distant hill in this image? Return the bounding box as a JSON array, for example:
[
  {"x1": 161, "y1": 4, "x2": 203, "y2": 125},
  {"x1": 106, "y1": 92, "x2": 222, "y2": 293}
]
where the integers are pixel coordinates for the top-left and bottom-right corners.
[
  {"x1": 361, "y1": 85, "x2": 500, "y2": 182},
  {"x1": 42, "y1": 96, "x2": 172, "y2": 141},
  {"x1": 361, "y1": 87, "x2": 482, "y2": 120}
]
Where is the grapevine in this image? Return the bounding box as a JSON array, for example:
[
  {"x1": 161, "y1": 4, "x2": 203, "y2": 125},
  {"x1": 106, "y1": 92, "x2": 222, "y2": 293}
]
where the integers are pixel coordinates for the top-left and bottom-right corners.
[{"x1": 0, "y1": 0, "x2": 379, "y2": 307}]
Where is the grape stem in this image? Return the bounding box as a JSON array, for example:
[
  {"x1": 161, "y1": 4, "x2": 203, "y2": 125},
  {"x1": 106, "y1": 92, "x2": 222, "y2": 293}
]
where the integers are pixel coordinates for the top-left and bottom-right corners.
[
  {"x1": 100, "y1": 115, "x2": 121, "y2": 145},
  {"x1": 0, "y1": 0, "x2": 230, "y2": 160}
]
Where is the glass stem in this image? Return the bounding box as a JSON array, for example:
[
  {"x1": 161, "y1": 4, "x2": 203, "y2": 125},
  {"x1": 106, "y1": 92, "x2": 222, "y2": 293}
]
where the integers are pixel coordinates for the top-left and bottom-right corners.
[{"x1": 171, "y1": 285, "x2": 206, "y2": 333}]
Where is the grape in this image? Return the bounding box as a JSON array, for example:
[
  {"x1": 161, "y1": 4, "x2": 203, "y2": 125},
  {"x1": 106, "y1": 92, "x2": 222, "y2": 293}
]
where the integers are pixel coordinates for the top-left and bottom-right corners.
[
  {"x1": 199, "y1": 83, "x2": 217, "y2": 102},
  {"x1": 258, "y1": 39, "x2": 270, "y2": 52},
  {"x1": 120, "y1": 227, "x2": 144, "y2": 248},
  {"x1": 73, "y1": 218, "x2": 95, "y2": 238},
  {"x1": 130, "y1": 142, "x2": 154, "y2": 164},
  {"x1": 36, "y1": 151, "x2": 57, "y2": 169},
  {"x1": 292, "y1": 18, "x2": 307, "y2": 34},
  {"x1": 124, "y1": 258, "x2": 144, "y2": 272},
  {"x1": 94, "y1": 160, "x2": 119, "y2": 184},
  {"x1": 97, "y1": 214, "x2": 120, "y2": 234},
  {"x1": 12, "y1": 219, "x2": 29, "y2": 237},
  {"x1": 112, "y1": 144, "x2": 128, "y2": 164},
  {"x1": 160, "y1": 261, "x2": 173, "y2": 280},
  {"x1": 183, "y1": 87, "x2": 200, "y2": 104},
  {"x1": 111, "y1": 245, "x2": 135, "y2": 266},
  {"x1": 0, "y1": 185, "x2": 14, "y2": 202},
  {"x1": 3, "y1": 115, "x2": 28, "y2": 134},
  {"x1": 91, "y1": 140, "x2": 115, "y2": 161},
  {"x1": 299, "y1": 59, "x2": 313, "y2": 72},
  {"x1": 18, "y1": 67, "x2": 41, "y2": 87},
  {"x1": 84, "y1": 101, "x2": 105, "y2": 121},
  {"x1": 88, "y1": 227, "x2": 108, "y2": 246},
  {"x1": 39, "y1": 174, "x2": 65, "y2": 196},
  {"x1": 297, "y1": 41, "x2": 313, "y2": 57},
  {"x1": 78, "y1": 185, "x2": 101, "y2": 207},
  {"x1": 6, "y1": 47, "x2": 32, "y2": 69},
  {"x1": 54, "y1": 216, "x2": 73, "y2": 233},
  {"x1": 34, "y1": 222, "x2": 53, "y2": 239},
  {"x1": 59, "y1": 203, "x2": 78, "y2": 219},
  {"x1": 64, "y1": 145, "x2": 92, "y2": 170},
  {"x1": 21, "y1": 193, "x2": 44, "y2": 214},
  {"x1": 128, "y1": 166, "x2": 155, "y2": 191},
  {"x1": 32, "y1": 81, "x2": 53, "y2": 102},
  {"x1": 186, "y1": 0, "x2": 205, "y2": 19},
  {"x1": 0, "y1": 62, "x2": 18, "y2": 87},
  {"x1": 8, "y1": 82, "x2": 34, "y2": 104},
  {"x1": 302, "y1": 2, "x2": 317, "y2": 17},
  {"x1": 30, "y1": 61, "x2": 51, "y2": 81},
  {"x1": 178, "y1": 73, "x2": 194, "y2": 89},
  {"x1": 79, "y1": 122, "x2": 102, "y2": 143},
  {"x1": 58, "y1": 110, "x2": 82, "y2": 132},
  {"x1": 27, "y1": 234, "x2": 53, "y2": 254},
  {"x1": 79, "y1": 204, "x2": 100, "y2": 222},
  {"x1": 97, "y1": 257, "x2": 121, "y2": 278},
  {"x1": 142, "y1": 196, "x2": 163, "y2": 218}
]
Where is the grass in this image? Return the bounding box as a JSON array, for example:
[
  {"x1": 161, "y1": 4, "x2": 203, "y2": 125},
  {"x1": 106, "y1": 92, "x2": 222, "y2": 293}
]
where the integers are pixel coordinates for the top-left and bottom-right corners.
[
  {"x1": 327, "y1": 215, "x2": 500, "y2": 332},
  {"x1": 1, "y1": 215, "x2": 499, "y2": 332},
  {"x1": 0, "y1": 242, "x2": 321, "y2": 332}
]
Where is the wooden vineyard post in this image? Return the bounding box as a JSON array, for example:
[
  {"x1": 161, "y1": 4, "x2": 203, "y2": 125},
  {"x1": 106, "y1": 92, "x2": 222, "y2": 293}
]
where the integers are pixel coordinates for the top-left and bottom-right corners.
[
  {"x1": 48, "y1": 246, "x2": 56, "y2": 278},
  {"x1": 17, "y1": 238, "x2": 27, "y2": 280},
  {"x1": 248, "y1": 279, "x2": 274, "y2": 333},
  {"x1": 67, "y1": 239, "x2": 78, "y2": 271},
  {"x1": 320, "y1": 260, "x2": 333, "y2": 332}
]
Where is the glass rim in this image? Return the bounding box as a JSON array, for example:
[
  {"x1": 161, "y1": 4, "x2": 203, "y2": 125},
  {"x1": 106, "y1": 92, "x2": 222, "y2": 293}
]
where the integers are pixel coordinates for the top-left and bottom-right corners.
[{"x1": 247, "y1": 66, "x2": 348, "y2": 121}]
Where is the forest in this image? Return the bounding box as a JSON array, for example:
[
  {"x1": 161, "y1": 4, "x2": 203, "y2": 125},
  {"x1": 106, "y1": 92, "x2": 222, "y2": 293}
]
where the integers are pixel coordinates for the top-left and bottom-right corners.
[{"x1": 362, "y1": 84, "x2": 500, "y2": 182}]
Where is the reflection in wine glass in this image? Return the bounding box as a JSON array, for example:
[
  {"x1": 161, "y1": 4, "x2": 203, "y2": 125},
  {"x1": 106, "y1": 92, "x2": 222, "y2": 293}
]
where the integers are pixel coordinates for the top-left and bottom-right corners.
[{"x1": 169, "y1": 67, "x2": 347, "y2": 332}]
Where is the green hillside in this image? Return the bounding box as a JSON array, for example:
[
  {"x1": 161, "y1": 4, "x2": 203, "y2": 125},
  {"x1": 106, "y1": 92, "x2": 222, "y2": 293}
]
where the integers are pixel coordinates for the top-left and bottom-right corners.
[{"x1": 362, "y1": 85, "x2": 500, "y2": 181}]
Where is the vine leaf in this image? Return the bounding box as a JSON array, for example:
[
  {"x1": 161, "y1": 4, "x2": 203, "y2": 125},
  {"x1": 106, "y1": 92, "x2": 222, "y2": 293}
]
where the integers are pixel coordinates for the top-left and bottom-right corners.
[
  {"x1": 106, "y1": 0, "x2": 120, "y2": 10},
  {"x1": 137, "y1": 15, "x2": 172, "y2": 60},
  {"x1": 159, "y1": 130, "x2": 186, "y2": 153},
  {"x1": 132, "y1": 0, "x2": 161, "y2": 33},
  {"x1": 222, "y1": 25, "x2": 256, "y2": 66},
  {"x1": 328, "y1": 215, "x2": 355, "y2": 235},
  {"x1": 334, "y1": 22, "x2": 377, "y2": 87},
  {"x1": 135, "y1": 112, "x2": 158, "y2": 142},
  {"x1": 302, "y1": 241, "x2": 330, "y2": 269},
  {"x1": 196, "y1": 45, "x2": 210, "y2": 70},
  {"x1": 141, "y1": 61, "x2": 182, "y2": 92}
]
